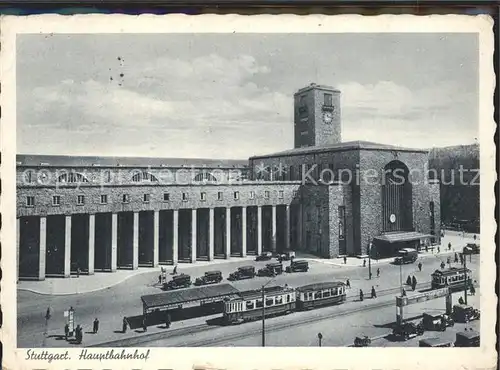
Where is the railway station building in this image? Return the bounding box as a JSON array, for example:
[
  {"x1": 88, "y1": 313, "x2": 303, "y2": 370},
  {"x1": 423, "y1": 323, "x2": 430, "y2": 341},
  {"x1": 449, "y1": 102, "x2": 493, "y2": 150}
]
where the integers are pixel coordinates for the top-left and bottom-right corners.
[{"x1": 16, "y1": 83, "x2": 441, "y2": 280}]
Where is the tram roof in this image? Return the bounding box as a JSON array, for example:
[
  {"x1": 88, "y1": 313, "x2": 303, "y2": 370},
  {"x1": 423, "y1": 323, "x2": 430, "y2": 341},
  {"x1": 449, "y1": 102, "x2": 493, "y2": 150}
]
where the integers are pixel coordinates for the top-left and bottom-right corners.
[
  {"x1": 239, "y1": 285, "x2": 291, "y2": 300},
  {"x1": 431, "y1": 267, "x2": 470, "y2": 276},
  {"x1": 141, "y1": 284, "x2": 240, "y2": 309},
  {"x1": 297, "y1": 281, "x2": 345, "y2": 292}
]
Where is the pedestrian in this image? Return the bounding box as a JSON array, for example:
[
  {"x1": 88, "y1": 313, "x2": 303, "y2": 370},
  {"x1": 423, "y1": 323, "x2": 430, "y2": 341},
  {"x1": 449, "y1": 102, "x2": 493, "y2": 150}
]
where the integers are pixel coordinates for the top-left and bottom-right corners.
[
  {"x1": 473, "y1": 234, "x2": 477, "y2": 241},
  {"x1": 458, "y1": 296, "x2": 465, "y2": 305},
  {"x1": 165, "y1": 312, "x2": 171, "y2": 329},
  {"x1": 75, "y1": 324, "x2": 82, "y2": 344},
  {"x1": 77, "y1": 266, "x2": 81, "y2": 278},
  {"x1": 346, "y1": 279, "x2": 350, "y2": 288},
  {"x1": 143, "y1": 317, "x2": 147, "y2": 332},
  {"x1": 122, "y1": 317, "x2": 128, "y2": 333},
  {"x1": 412, "y1": 275, "x2": 417, "y2": 291},
  {"x1": 290, "y1": 255, "x2": 295, "y2": 264},
  {"x1": 158, "y1": 274, "x2": 162, "y2": 284},
  {"x1": 425, "y1": 245, "x2": 428, "y2": 253},
  {"x1": 93, "y1": 318, "x2": 99, "y2": 334},
  {"x1": 406, "y1": 276, "x2": 412, "y2": 286},
  {"x1": 363, "y1": 259, "x2": 366, "y2": 267},
  {"x1": 459, "y1": 253, "x2": 464, "y2": 264},
  {"x1": 371, "y1": 286, "x2": 377, "y2": 298},
  {"x1": 440, "y1": 261, "x2": 445, "y2": 270},
  {"x1": 448, "y1": 242, "x2": 451, "y2": 251},
  {"x1": 454, "y1": 253, "x2": 459, "y2": 263},
  {"x1": 343, "y1": 256, "x2": 347, "y2": 264},
  {"x1": 173, "y1": 265, "x2": 178, "y2": 275},
  {"x1": 376, "y1": 268, "x2": 380, "y2": 278},
  {"x1": 402, "y1": 288, "x2": 407, "y2": 297},
  {"x1": 470, "y1": 284, "x2": 476, "y2": 296},
  {"x1": 438, "y1": 246, "x2": 441, "y2": 253},
  {"x1": 359, "y1": 289, "x2": 364, "y2": 302},
  {"x1": 447, "y1": 257, "x2": 451, "y2": 265},
  {"x1": 418, "y1": 262, "x2": 422, "y2": 272},
  {"x1": 64, "y1": 323, "x2": 69, "y2": 340}
]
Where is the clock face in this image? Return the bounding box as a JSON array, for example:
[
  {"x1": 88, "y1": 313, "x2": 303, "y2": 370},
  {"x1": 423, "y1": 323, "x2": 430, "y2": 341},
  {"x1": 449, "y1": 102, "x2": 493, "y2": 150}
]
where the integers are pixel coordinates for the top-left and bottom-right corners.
[{"x1": 323, "y1": 111, "x2": 333, "y2": 123}]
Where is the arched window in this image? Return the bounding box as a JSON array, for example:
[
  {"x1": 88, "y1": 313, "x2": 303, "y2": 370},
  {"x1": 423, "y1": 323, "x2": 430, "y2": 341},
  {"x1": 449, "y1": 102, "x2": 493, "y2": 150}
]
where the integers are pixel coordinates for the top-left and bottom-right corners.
[
  {"x1": 131, "y1": 171, "x2": 159, "y2": 182},
  {"x1": 57, "y1": 172, "x2": 89, "y2": 183},
  {"x1": 382, "y1": 160, "x2": 413, "y2": 232},
  {"x1": 193, "y1": 172, "x2": 218, "y2": 183}
]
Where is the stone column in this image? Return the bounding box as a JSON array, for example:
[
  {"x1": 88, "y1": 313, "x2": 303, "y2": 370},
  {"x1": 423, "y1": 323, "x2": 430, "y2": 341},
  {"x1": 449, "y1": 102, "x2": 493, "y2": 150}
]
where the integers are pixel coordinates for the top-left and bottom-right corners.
[
  {"x1": 39, "y1": 216, "x2": 47, "y2": 280},
  {"x1": 88, "y1": 214, "x2": 95, "y2": 275},
  {"x1": 208, "y1": 208, "x2": 215, "y2": 261},
  {"x1": 111, "y1": 213, "x2": 118, "y2": 272},
  {"x1": 16, "y1": 218, "x2": 20, "y2": 282},
  {"x1": 271, "y1": 205, "x2": 277, "y2": 252},
  {"x1": 64, "y1": 215, "x2": 72, "y2": 278},
  {"x1": 225, "y1": 207, "x2": 231, "y2": 258},
  {"x1": 191, "y1": 209, "x2": 197, "y2": 263},
  {"x1": 241, "y1": 206, "x2": 247, "y2": 257},
  {"x1": 172, "y1": 210, "x2": 179, "y2": 264},
  {"x1": 257, "y1": 206, "x2": 263, "y2": 255},
  {"x1": 285, "y1": 205, "x2": 291, "y2": 251},
  {"x1": 153, "y1": 210, "x2": 159, "y2": 267},
  {"x1": 132, "y1": 212, "x2": 139, "y2": 269}
]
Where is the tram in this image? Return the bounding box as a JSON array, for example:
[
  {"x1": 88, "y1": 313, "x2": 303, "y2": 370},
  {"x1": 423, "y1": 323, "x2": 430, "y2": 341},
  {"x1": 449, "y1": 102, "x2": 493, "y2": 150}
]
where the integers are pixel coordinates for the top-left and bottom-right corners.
[
  {"x1": 223, "y1": 285, "x2": 296, "y2": 325},
  {"x1": 295, "y1": 282, "x2": 346, "y2": 311},
  {"x1": 431, "y1": 267, "x2": 472, "y2": 291}
]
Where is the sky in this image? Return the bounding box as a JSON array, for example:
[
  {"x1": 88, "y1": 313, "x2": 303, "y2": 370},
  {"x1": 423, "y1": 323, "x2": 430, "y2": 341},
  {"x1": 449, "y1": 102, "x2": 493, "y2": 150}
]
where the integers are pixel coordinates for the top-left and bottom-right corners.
[{"x1": 17, "y1": 33, "x2": 479, "y2": 159}]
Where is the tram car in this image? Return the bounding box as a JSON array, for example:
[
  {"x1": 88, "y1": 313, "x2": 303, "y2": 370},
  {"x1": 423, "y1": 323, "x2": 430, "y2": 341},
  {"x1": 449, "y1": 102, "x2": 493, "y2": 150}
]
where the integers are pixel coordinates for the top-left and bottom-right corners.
[
  {"x1": 223, "y1": 285, "x2": 296, "y2": 325},
  {"x1": 431, "y1": 267, "x2": 472, "y2": 291},
  {"x1": 295, "y1": 282, "x2": 346, "y2": 311}
]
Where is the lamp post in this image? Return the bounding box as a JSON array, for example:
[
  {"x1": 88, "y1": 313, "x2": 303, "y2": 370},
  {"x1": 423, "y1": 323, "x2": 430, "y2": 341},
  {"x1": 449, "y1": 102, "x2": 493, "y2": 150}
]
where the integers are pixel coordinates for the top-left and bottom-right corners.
[
  {"x1": 261, "y1": 277, "x2": 276, "y2": 347},
  {"x1": 368, "y1": 242, "x2": 372, "y2": 280},
  {"x1": 463, "y1": 247, "x2": 469, "y2": 305}
]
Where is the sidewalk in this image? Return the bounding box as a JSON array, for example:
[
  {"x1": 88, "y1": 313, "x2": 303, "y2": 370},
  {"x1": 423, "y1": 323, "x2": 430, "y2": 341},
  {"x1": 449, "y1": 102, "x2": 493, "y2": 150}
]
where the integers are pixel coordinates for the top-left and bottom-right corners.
[{"x1": 18, "y1": 257, "x2": 256, "y2": 295}]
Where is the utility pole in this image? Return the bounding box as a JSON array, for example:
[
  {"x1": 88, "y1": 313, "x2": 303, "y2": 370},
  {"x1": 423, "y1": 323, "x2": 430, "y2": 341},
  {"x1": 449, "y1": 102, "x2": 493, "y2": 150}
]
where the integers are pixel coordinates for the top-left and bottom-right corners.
[
  {"x1": 368, "y1": 242, "x2": 372, "y2": 280},
  {"x1": 463, "y1": 247, "x2": 468, "y2": 305}
]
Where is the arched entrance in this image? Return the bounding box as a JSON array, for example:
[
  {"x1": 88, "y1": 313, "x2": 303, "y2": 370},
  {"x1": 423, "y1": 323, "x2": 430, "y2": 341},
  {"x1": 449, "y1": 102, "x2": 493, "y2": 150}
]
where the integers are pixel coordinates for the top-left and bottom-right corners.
[{"x1": 382, "y1": 160, "x2": 413, "y2": 232}]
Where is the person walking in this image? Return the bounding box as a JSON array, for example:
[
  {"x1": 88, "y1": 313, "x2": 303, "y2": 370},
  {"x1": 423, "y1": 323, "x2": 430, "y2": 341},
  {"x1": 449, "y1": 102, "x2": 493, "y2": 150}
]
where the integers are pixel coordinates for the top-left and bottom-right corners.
[
  {"x1": 412, "y1": 275, "x2": 417, "y2": 291},
  {"x1": 371, "y1": 286, "x2": 377, "y2": 299},
  {"x1": 440, "y1": 261, "x2": 445, "y2": 270},
  {"x1": 64, "y1": 323, "x2": 69, "y2": 340},
  {"x1": 401, "y1": 288, "x2": 407, "y2": 297},
  {"x1": 359, "y1": 289, "x2": 364, "y2": 302},
  {"x1": 93, "y1": 318, "x2": 99, "y2": 334},
  {"x1": 473, "y1": 234, "x2": 477, "y2": 241},
  {"x1": 343, "y1": 256, "x2": 347, "y2": 264},
  {"x1": 406, "y1": 275, "x2": 412, "y2": 286},
  {"x1": 363, "y1": 259, "x2": 366, "y2": 267},
  {"x1": 346, "y1": 279, "x2": 350, "y2": 288},
  {"x1": 76, "y1": 266, "x2": 81, "y2": 278},
  {"x1": 418, "y1": 262, "x2": 422, "y2": 272},
  {"x1": 173, "y1": 265, "x2": 178, "y2": 275},
  {"x1": 454, "y1": 253, "x2": 459, "y2": 263},
  {"x1": 122, "y1": 317, "x2": 128, "y2": 333},
  {"x1": 75, "y1": 325, "x2": 82, "y2": 344},
  {"x1": 470, "y1": 284, "x2": 476, "y2": 296},
  {"x1": 165, "y1": 312, "x2": 171, "y2": 329},
  {"x1": 448, "y1": 242, "x2": 452, "y2": 251},
  {"x1": 142, "y1": 317, "x2": 148, "y2": 332},
  {"x1": 438, "y1": 246, "x2": 441, "y2": 254},
  {"x1": 376, "y1": 268, "x2": 380, "y2": 278}
]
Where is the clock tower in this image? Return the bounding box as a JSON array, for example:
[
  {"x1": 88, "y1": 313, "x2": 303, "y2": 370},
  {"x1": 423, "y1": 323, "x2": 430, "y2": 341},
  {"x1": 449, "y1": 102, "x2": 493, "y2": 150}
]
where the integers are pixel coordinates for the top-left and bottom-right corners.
[{"x1": 293, "y1": 83, "x2": 341, "y2": 148}]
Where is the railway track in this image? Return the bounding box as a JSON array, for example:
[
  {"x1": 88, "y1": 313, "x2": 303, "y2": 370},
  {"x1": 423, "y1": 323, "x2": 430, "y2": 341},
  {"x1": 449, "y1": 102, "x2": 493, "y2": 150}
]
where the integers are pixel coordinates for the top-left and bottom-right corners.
[{"x1": 91, "y1": 282, "x2": 431, "y2": 347}]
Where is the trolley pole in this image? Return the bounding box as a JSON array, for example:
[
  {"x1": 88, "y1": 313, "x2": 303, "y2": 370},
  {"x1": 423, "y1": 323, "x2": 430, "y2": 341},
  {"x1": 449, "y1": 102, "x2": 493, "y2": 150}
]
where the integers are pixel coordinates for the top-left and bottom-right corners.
[
  {"x1": 463, "y1": 247, "x2": 468, "y2": 305},
  {"x1": 261, "y1": 286, "x2": 265, "y2": 347}
]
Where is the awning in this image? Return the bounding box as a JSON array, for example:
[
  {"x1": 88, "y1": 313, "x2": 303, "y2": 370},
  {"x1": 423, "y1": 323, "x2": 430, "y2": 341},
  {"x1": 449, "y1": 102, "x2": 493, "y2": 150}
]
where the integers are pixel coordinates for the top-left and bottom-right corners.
[
  {"x1": 141, "y1": 283, "x2": 240, "y2": 312},
  {"x1": 374, "y1": 231, "x2": 433, "y2": 244}
]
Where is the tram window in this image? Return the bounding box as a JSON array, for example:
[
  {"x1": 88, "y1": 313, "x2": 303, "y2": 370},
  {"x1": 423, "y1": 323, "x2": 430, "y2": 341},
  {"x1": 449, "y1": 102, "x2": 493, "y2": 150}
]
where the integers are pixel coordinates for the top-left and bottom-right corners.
[
  {"x1": 246, "y1": 301, "x2": 254, "y2": 310},
  {"x1": 314, "y1": 292, "x2": 322, "y2": 299},
  {"x1": 275, "y1": 296, "x2": 283, "y2": 305},
  {"x1": 308, "y1": 292, "x2": 313, "y2": 300},
  {"x1": 265, "y1": 298, "x2": 274, "y2": 307},
  {"x1": 256, "y1": 299, "x2": 263, "y2": 308},
  {"x1": 287, "y1": 294, "x2": 291, "y2": 303},
  {"x1": 323, "y1": 290, "x2": 331, "y2": 298}
]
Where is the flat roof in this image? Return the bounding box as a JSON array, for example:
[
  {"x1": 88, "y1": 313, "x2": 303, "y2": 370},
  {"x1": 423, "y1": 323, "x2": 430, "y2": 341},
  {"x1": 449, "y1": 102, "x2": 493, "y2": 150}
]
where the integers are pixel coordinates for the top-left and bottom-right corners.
[
  {"x1": 141, "y1": 283, "x2": 240, "y2": 309},
  {"x1": 297, "y1": 281, "x2": 345, "y2": 292},
  {"x1": 374, "y1": 231, "x2": 432, "y2": 243},
  {"x1": 250, "y1": 140, "x2": 428, "y2": 160},
  {"x1": 17, "y1": 154, "x2": 248, "y2": 168},
  {"x1": 431, "y1": 267, "x2": 470, "y2": 276}
]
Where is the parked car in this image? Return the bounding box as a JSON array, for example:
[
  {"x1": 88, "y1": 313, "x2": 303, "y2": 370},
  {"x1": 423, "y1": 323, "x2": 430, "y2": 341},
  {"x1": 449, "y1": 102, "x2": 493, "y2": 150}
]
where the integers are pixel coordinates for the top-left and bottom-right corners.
[
  {"x1": 354, "y1": 336, "x2": 371, "y2": 347},
  {"x1": 258, "y1": 263, "x2": 284, "y2": 277},
  {"x1": 454, "y1": 330, "x2": 480, "y2": 347},
  {"x1": 394, "y1": 248, "x2": 418, "y2": 265},
  {"x1": 281, "y1": 250, "x2": 296, "y2": 261},
  {"x1": 285, "y1": 260, "x2": 309, "y2": 273},
  {"x1": 228, "y1": 266, "x2": 256, "y2": 281},
  {"x1": 392, "y1": 322, "x2": 424, "y2": 341},
  {"x1": 255, "y1": 252, "x2": 273, "y2": 261},
  {"x1": 466, "y1": 243, "x2": 480, "y2": 254},
  {"x1": 421, "y1": 313, "x2": 454, "y2": 331},
  {"x1": 163, "y1": 273, "x2": 191, "y2": 290},
  {"x1": 194, "y1": 270, "x2": 223, "y2": 286},
  {"x1": 452, "y1": 304, "x2": 480, "y2": 323},
  {"x1": 419, "y1": 338, "x2": 453, "y2": 347}
]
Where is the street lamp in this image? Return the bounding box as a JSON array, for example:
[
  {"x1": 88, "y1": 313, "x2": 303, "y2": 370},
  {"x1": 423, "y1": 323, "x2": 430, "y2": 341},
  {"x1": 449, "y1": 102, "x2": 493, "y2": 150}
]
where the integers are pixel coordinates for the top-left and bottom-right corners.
[
  {"x1": 261, "y1": 277, "x2": 276, "y2": 347},
  {"x1": 368, "y1": 242, "x2": 372, "y2": 280},
  {"x1": 463, "y1": 246, "x2": 470, "y2": 305}
]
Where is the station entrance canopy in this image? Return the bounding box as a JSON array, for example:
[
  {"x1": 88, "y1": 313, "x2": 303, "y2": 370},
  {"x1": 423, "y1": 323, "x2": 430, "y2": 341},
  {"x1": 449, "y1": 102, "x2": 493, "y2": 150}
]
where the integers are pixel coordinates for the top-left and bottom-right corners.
[
  {"x1": 374, "y1": 231, "x2": 432, "y2": 244},
  {"x1": 141, "y1": 284, "x2": 240, "y2": 314}
]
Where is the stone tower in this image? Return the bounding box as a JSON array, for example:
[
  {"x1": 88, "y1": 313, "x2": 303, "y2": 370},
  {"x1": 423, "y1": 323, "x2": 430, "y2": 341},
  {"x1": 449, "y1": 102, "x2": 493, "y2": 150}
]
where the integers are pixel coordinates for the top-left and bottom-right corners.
[{"x1": 293, "y1": 83, "x2": 341, "y2": 148}]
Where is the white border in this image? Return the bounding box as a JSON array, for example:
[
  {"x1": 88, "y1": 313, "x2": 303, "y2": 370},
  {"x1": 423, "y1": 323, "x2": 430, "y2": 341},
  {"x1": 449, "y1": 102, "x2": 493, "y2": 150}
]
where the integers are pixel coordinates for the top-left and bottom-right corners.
[{"x1": 1, "y1": 14, "x2": 496, "y2": 370}]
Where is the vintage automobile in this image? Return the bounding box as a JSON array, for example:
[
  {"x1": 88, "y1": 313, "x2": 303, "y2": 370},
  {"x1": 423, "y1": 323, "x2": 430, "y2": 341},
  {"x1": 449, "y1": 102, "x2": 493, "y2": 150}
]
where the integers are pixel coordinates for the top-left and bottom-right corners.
[
  {"x1": 163, "y1": 273, "x2": 192, "y2": 290},
  {"x1": 285, "y1": 260, "x2": 309, "y2": 273},
  {"x1": 228, "y1": 266, "x2": 256, "y2": 281},
  {"x1": 392, "y1": 322, "x2": 424, "y2": 341},
  {"x1": 353, "y1": 336, "x2": 371, "y2": 347},
  {"x1": 419, "y1": 338, "x2": 453, "y2": 347},
  {"x1": 421, "y1": 313, "x2": 454, "y2": 331},
  {"x1": 255, "y1": 252, "x2": 273, "y2": 261},
  {"x1": 454, "y1": 330, "x2": 480, "y2": 347},
  {"x1": 466, "y1": 243, "x2": 480, "y2": 254},
  {"x1": 280, "y1": 250, "x2": 296, "y2": 261},
  {"x1": 257, "y1": 263, "x2": 284, "y2": 277},
  {"x1": 193, "y1": 271, "x2": 223, "y2": 286},
  {"x1": 452, "y1": 304, "x2": 480, "y2": 323},
  {"x1": 394, "y1": 248, "x2": 418, "y2": 265}
]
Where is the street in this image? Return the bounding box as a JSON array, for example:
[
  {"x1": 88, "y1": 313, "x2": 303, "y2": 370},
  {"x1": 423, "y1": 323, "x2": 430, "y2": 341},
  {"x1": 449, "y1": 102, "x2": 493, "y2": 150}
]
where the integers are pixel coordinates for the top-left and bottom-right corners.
[{"x1": 18, "y1": 246, "x2": 479, "y2": 348}]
